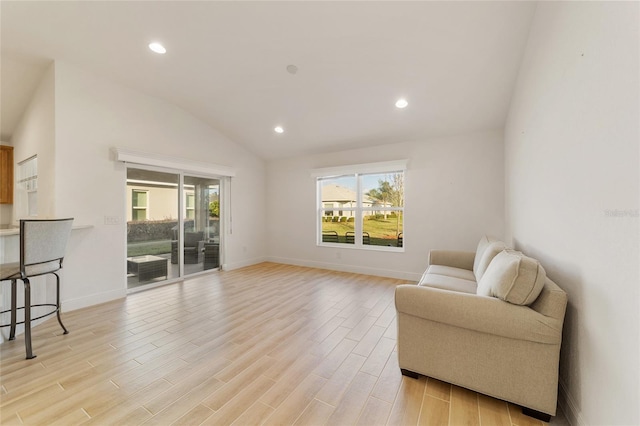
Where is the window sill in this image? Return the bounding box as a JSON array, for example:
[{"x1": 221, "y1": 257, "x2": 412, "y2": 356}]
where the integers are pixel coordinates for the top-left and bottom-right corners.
[{"x1": 317, "y1": 242, "x2": 404, "y2": 253}]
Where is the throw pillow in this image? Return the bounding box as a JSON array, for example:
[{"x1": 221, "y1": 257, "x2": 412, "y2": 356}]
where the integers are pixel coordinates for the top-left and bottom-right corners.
[
  {"x1": 477, "y1": 250, "x2": 546, "y2": 306},
  {"x1": 473, "y1": 235, "x2": 493, "y2": 276},
  {"x1": 474, "y1": 240, "x2": 507, "y2": 281}
]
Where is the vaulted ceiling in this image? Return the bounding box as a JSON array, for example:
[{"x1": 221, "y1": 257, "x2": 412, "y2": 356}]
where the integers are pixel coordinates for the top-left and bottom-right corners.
[{"x1": 1, "y1": 1, "x2": 536, "y2": 159}]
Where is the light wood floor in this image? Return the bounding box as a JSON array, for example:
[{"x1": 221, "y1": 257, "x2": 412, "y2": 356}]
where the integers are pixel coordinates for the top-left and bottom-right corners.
[{"x1": 0, "y1": 263, "x2": 564, "y2": 425}]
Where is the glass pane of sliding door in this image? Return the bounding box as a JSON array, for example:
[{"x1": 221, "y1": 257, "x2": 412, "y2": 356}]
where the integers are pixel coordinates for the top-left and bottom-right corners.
[
  {"x1": 126, "y1": 168, "x2": 180, "y2": 289},
  {"x1": 183, "y1": 175, "x2": 220, "y2": 276}
]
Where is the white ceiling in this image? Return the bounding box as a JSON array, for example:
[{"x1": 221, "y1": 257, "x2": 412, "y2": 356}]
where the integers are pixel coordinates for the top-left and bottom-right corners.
[{"x1": 1, "y1": 1, "x2": 536, "y2": 160}]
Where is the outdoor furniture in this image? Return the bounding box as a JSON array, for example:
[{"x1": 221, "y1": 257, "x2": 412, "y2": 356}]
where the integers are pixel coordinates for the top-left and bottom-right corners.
[
  {"x1": 203, "y1": 243, "x2": 220, "y2": 270},
  {"x1": 0, "y1": 218, "x2": 74, "y2": 359},
  {"x1": 127, "y1": 255, "x2": 168, "y2": 281},
  {"x1": 397, "y1": 232, "x2": 403, "y2": 247},
  {"x1": 322, "y1": 231, "x2": 339, "y2": 243},
  {"x1": 171, "y1": 231, "x2": 205, "y2": 264},
  {"x1": 345, "y1": 231, "x2": 370, "y2": 245}
]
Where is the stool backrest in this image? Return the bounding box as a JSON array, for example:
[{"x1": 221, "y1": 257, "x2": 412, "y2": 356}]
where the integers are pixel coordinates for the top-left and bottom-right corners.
[{"x1": 20, "y1": 218, "x2": 74, "y2": 271}]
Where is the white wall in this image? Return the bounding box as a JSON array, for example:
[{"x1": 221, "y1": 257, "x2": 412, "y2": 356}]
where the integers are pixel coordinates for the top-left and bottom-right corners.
[
  {"x1": 0, "y1": 64, "x2": 57, "y2": 343},
  {"x1": 267, "y1": 130, "x2": 505, "y2": 280},
  {"x1": 504, "y1": 2, "x2": 639, "y2": 425},
  {"x1": 16, "y1": 60, "x2": 267, "y2": 312},
  {"x1": 9, "y1": 63, "x2": 56, "y2": 222}
]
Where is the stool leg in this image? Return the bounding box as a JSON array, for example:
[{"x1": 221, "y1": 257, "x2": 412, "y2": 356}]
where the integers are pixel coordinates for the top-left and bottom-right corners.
[
  {"x1": 53, "y1": 273, "x2": 68, "y2": 335},
  {"x1": 23, "y1": 278, "x2": 36, "y2": 359},
  {"x1": 9, "y1": 279, "x2": 17, "y2": 340}
]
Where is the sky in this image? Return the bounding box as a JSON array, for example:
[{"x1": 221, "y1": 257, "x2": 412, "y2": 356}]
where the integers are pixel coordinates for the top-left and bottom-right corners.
[{"x1": 321, "y1": 173, "x2": 399, "y2": 195}]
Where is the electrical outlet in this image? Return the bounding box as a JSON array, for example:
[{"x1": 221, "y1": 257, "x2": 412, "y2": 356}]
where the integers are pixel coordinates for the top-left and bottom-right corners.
[{"x1": 104, "y1": 215, "x2": 121, "y2": 225}]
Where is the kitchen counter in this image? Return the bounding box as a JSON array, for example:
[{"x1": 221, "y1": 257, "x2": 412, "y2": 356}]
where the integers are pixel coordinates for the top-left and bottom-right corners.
[{"x1": 0, "y1": 224, "x2": 92, "y2": 263}]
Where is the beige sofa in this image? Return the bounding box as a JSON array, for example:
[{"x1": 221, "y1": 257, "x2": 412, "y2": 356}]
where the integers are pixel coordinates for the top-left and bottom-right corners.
[{"x1": 395, "y1": 236, "x2": 567, "y2": 421}]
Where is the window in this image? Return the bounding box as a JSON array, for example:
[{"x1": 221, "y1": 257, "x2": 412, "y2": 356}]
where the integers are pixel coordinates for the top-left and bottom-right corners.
[
  {"x1": 18, "y1": 155, "x2": 38, "y2": 216},
  {"x1": 315, "y1": 161, "x2": 406, "y2": 250},
  {"x1": 185, "y1": 193, "x2": 195, "y2": 220},
  {"x1": 131, "y1": 189, "x2": 148, "y2": 221}
]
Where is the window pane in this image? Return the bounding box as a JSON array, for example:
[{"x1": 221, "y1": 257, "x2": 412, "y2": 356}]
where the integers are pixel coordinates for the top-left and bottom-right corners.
[
  {"x1": 186, "y1": 193, "x2": 195, "y2": 209},
  {"x1": 362, "y1": 172, "x2": 404, "y2": 210},
  {"x1": 183, "y1": 175, "x2": 221, "y2": 274},
  {"x1": 132, "y1": 209, "x2": 147, "y2": 221},
  {"x1": 362, "y1": 211, "x2": 403, "y2": 247},
  {"x1": 132, "y1": 190, "x2": 148, "y2": 207},
  {"x1": 127, "y1": 168, "x2": 179, "y2": 288}
]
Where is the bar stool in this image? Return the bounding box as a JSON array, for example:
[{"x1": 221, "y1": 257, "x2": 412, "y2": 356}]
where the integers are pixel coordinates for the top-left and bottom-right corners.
[{"x1": 0, "y1": 218, "x2": 74, "y2": 359}]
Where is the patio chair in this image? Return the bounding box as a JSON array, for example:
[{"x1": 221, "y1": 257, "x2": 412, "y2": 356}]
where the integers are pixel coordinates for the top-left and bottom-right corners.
[
  {"x1": 345, "y1": 231, "x2": 370, "y2": 244},
  {"x1": 171, "y1": 231, "x2": 205, "y2": 264},
  {"x1": 0, "y1": 218, "x2": 74, "y2": 359},
  {"x1": 322, "y1": 231, "x2": 339, "y2": 243}
]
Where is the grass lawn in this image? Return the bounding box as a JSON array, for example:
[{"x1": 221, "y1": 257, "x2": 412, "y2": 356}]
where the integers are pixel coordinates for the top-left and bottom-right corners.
[
  {"x1": 127, "y1": 240, "x2": 171, "y2": 257},
  {"x1": 126, "y1": 217, "x2": 404, "y2": 256},
  {"x1": 322, "y1": 216, "x2": 402, "y2": 246}
]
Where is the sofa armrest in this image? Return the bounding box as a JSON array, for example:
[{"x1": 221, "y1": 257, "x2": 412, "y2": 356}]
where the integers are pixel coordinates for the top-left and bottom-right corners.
[
  {"x1": 395, "y1": 284, "x2": 563, "y2": 344},
  {"x1": 428, "y1": 250, "x2": 475, "y2": 271}
]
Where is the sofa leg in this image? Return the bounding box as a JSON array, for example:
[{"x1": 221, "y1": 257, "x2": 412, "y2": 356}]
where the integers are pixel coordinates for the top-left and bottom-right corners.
[
  {"x1": 522, "y1": 407, "x2": 551, "y2": 422},
  {"x1": 400, "y1": 369, "x2": 420, "y2": 379}
]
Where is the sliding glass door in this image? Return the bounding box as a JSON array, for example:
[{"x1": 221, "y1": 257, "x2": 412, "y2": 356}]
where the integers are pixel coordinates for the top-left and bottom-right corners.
[
  {"x1": 126, "y1": 167, "x2": 221, "y2": 289},
  {"x1": 182, "y1": 175, "x2": 220, "y2": 276}
]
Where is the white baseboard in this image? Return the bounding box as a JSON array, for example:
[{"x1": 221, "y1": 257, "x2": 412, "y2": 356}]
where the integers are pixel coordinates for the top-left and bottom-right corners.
[
  {"x1": 63, "y1": 288, "x2": 127, "y2": 312},
  {"x1": 222, "y1": 256, "x2": 268, "y2": 271},
  {"x1": 558, "y1": 379, "x2": 584, "y2": 426},
  {"x1": 265, "y1": 256, "x2": 422, "y2": 282}
]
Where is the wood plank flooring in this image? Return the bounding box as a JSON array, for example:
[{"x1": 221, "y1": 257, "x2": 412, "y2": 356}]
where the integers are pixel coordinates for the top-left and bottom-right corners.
[{"x1": 0, "y1": 263, "x2": 563, "y2": 425}]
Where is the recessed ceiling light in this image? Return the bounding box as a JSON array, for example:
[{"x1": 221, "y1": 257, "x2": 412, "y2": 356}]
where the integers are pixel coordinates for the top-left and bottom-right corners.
[
  {"x1": 274, "y1": 126, "x2": 284, "y2": 134},
  {"x1": 395, "y1": 98, "x2": 408, "y2": 109},
  {"x1": 148, "y1": 42, "x2": 167, "y2": 54}
]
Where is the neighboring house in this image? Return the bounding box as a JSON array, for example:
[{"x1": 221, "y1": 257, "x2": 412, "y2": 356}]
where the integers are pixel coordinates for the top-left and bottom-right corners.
[
  {"x1": 127, "y1": 184, "x2": 182, "y2": 222},
  {"x1": 127, "y1": 183, "x2": 219, "y2": 223},
  {"x1": 321, "y1": 184, "x2": 390, "y2": 217}
]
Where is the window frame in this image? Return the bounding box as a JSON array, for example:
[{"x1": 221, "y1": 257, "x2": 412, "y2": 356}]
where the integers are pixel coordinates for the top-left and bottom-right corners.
[{"x1": 314, "y1": 161, "x2": 406, "y2": 252}]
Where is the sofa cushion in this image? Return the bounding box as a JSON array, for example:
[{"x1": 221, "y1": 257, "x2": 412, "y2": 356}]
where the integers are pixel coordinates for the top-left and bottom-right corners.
[
  {"x1": 426, "y1": 265, "x2": 477, "y2": 282},
  {"x1": 419, "y1": 272, "x2": 477, "y2": 294},
  {"x1": 473, "y1": 237, "x2": 508, "y2": 281},
  {"x1": 477, "y1": 250, "x2": 546, "y2": 305}
]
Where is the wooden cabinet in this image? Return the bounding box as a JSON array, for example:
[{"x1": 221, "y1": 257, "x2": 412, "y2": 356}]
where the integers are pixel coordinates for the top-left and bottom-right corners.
[{"x1": 1, "y1": 145, "x2": 14, "y2": 204}]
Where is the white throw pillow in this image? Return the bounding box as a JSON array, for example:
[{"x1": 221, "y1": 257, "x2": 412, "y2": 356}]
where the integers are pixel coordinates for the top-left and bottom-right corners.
[
  {"x1": 473, "y1": 235, "x2": 493, "y2": 277},
  {"x1": 473, "y1": 239, "x2": 507, "y2": 281},
  {"x1": 477, "y1": 250, "x2": 546, "y2": 306}
]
